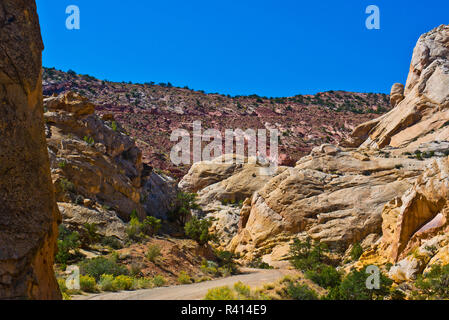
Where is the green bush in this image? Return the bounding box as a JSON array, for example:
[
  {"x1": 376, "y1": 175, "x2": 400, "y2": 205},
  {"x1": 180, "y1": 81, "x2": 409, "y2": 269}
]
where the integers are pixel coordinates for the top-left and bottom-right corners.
[
  {"x1": 414, "y1": 264, "x2": 449, "y2": 299},
  {"x1": 83, "y1": 136, "x2": 95, "y2": 146},
  {"x1": 326, "y1": 267, "x2": 393, "y2": 300},
  {"x1": 80, "y1": 275, "x2": 97, "y2": 293},
  {"x1": 136, "y1": 277, "x2": 153, "y2": 289},
  {"x1": 99, "y1": 274, "x2": 116, "y2": 292},
  {"x1": 146, "y1": 244, "x2": 162, "y2": 262},
  {"x1": 234, "y1": 281, "x2": 251, "y2": 298},
  {"x1": 215, "y1": 250, "x2": 239, "y2": 275},
  {"x1": 350, "y1": 243, "x2": 364, "y2": 261},
  {"x1": 113, "y1": 275, "x2": 134, "y2": 291},
  {"x1": 287, "y1": 283, "x2": 318, "y2": 300},
  {"x1": 80, "y1": 257, "x2": 128, "y2": 281},
  {"x1": 184, "y1": 217, "x2": 213, "y2": 246},
  {"x1": 152, "y1": 275, "x2": 167, "y2": 287},
  {"x1": 126, "y1": 211, "x2": 162, "y2": 242},
  {"x1": 82, "y1": 223, "x2": 100, "y2": 245},
  {"x1": 56, "y1": 225, "x2": 81, "y2": 265},
  {"x1": 169, "y1": 192, "x2": 199, "y2": 226},
  {"x1": 305, "y1": 264, "x2": 341, "y2": 289},
  {"x1": 178, "y1": 271, "x2": 193, "y2": 284},
  {"x1": 126, "y1": 210, "x2": 144, "y2": 241},
  {"x1": 204, "y1": 286, "x2": 236, "y2": 300},
  {"x1": 101, "y1": 236, "x2": 123, "y2": 250},
  {"x1": 142, "y1": 216, "x2": 162, "y2": 236},
  {"x1": 289, "y1": 237, "x2": 330, "y2": 272}
]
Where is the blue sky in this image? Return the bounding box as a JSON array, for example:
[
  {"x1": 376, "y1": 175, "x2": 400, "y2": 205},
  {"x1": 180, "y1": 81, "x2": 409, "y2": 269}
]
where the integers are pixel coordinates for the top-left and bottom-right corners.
[{"x1": 36, "y1": 0, "x2": 447, "y2": 97}]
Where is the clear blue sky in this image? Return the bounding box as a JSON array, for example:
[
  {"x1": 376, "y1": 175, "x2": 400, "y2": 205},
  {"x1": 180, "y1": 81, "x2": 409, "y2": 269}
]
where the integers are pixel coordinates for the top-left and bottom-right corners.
[{"x1": 36, "y1": 0, "x2": 448, "y2": 97}]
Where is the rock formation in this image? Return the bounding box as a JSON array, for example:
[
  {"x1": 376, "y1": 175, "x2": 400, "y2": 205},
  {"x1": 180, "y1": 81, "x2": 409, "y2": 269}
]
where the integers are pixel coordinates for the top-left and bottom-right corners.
[
  {"x1": 0, "y1": 0, "x2": 61, "y2": 299},
  {"x1": 179, "y1": 155, "x2": 285, "y2": 247},
  {"x1": 44, "y1": 92, "x2": 177, "y2": 241},
  {"x1": 197, "y1": 24, "x2": 449, "y2": 268}
]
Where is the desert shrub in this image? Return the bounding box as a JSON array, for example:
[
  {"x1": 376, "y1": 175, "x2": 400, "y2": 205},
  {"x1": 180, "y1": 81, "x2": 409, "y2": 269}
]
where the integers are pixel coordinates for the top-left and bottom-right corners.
[
  {"x1": 56, "y1": 225, "x2": 81, "y2": 265},
  {"x1": 99, "y1": 274, "x2": 116, "y2": 292},
  {"x1": 204, "y1": 286, "x2": 235, "y2": 300},
  {"x1": 287, "y1": 283, "x2": 318, "y2": 300},
  {"x1": 101, "y1": 236, "x2": 123, "y2": 250},
  {"x1": 325, "y1": 267, "x2": 393, "y2": 300},
  {"x1": 234, "y1": 281, "x2": 251, "y2": 298},
  {"x1": 79, "y1": 257, "x2": 128, "y2": 281},
  {"x1": 169, "y1": 192, "x2": 199, "y2": 226},
  {"x1": 201, "y1": 259, "x2": 220, "y2": 276},
  {"x1": 80, "y1": 275, "x2": 97, "y2": 293},
  {"x1": 142, "y1": 216, "x2": 162, "y2": 236},
  {"x1": 57, "y1": 278, "x2": 73, "y2": 300},
  {"x1": 111, "y1": 121, "x2": 118, "y2": 132},
  {"x1": 136, "y1": 277, "x2": 153, "y2": 289},
  {"x1": 305, "y1": 264, "x2": 341, "y2": 289},
  {"x1": 152, "y1": 275, "x2": 167, "y2": 287},
  {"x1": 248, "y1": 257, "x2": 273, "y2": 269},
  {"x1": 82, "y1": 223, "x2": 100, "y2": 245},
  {"x1": 83, "y1": 135, "x2": 95, "y2": 146},
  {"x1": 289, "y1": 237, "x2": 330, "y2": 271},
  {"x1": 146, "y1": 244, "x2": 162, "y2": 262},
  {"x1": 113, "y1": 275, "x2": 134, "y2": 291},
  {"x1": 414, "y1": 264, "x2": 449, "y2": 299},
  {"x1": 184, "y1": 217, "x2": 213, "y2": 246},
  {"x1": 350, "y1": 243, "x2": 364, "y2": 261},
  {"x1": 60, "y1": 178, "x2": 75, "y2": 193},
  {"x1": 126, "y1": 210, "x2": 144, "y2": 241},
  {"x1": 215, "y1": 250, "x2": 239, "y2": 275},
  {"x1": 178, "y1": 271, "x2": 193, "y2": 284}
]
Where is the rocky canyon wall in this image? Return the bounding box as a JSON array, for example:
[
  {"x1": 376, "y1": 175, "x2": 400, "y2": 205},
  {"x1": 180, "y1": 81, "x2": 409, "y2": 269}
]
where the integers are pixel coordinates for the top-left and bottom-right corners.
[{"x1": 0, "y1": 0, "x2": 61, "y2": 299}]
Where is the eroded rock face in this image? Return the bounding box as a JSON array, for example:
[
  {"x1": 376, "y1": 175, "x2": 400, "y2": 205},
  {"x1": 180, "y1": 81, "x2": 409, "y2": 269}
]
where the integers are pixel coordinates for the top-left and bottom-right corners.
[
  {"x1": 227, "y1": 25, "x2": 449, "y2": 265},
  {"x1": 229, "y1": 148, "x2": 426, "y2": 261},
  {"x1": 45, "y1": 92, "x2": 146, "y2": 221},
  {"x1": 0, "y1": 0, "x2": 61, "y2": 299},
  {"x1": 45, "y1": 92, "x2": 177, "y2": 239},
  {"x1": 371, "y1": 157, "x2": 449, "y2": 264},
  {"x1": 353, "y1": 25, "x2": 449, "y2": 150},
  {"x1": 390, "y1": 83, "x2": 405, "y2": 107},
  {"x1": 179, "y1": 155, "x2": 285, "y2": 247}
]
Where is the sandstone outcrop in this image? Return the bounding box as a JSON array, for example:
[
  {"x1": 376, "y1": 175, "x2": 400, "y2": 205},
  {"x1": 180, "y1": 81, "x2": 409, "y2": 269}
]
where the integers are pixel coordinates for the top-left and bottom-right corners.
[
  {"x1": 390, "y1": 83, "x2": 405, "y2": 107},
  {"x1": 229, "y1": 148, "x2": 426, "y2": 262},
  {"x1": 179, "y1": 155, "x2": 286, "y2": 247},
  {"x1": 0, "y1": 0, "x2": 61, "y2": 299},
  {"x1": 44, "y1": 92, "x2": 177, "y2": 240},
  {"x1": 351, "y1": 25, "x2": 449, "y2": 151},
  {"x1": 226, "y1": 25, "x2": 449, "y2": 266}
]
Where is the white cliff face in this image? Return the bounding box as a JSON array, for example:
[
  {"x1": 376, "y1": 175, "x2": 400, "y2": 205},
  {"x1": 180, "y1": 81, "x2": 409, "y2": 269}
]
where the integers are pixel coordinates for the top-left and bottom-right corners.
[
  {"x1": 353, "y1": 25, "x2": 449, "y2": 150},
  {"x1": 226, "y1": 25, "x2": 449, "y2": 265}
]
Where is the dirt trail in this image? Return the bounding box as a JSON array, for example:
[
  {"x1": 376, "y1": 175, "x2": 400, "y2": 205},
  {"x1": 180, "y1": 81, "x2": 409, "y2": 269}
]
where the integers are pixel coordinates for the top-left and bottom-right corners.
[{"x1": 74, "y1": 268, "x2": 295, "y2": 300}]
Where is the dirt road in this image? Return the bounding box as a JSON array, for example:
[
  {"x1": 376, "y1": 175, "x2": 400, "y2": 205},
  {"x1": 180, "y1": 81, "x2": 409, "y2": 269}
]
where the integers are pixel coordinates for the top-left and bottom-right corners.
[{"x1": 74, "y1": 268, "x2": 295, "y2": 300}]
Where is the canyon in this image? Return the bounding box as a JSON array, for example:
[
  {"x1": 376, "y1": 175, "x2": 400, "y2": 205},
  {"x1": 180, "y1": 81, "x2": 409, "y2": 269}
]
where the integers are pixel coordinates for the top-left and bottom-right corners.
[{"x1": 2, "y1": 0, "x2": 449, "y2": 300}]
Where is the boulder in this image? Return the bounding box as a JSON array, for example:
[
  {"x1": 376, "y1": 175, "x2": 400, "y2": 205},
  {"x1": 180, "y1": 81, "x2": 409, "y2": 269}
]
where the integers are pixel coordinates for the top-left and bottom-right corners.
[{"x1": 390, "y1": 83, "x2": 405, "y2": 107}]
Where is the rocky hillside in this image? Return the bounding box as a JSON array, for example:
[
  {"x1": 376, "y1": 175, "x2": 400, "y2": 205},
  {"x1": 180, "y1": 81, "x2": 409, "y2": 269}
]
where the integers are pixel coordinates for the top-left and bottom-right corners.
[
  {"x1": 42, "y1": 69, "x2": 391, "y2": 177},
  {"x1": 179, "y1": 25, "x2": 449, "y2": 295}
]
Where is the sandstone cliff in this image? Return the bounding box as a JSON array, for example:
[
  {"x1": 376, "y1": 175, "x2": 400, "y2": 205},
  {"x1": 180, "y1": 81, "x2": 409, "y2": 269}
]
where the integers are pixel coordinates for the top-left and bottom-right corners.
[
  {"x1": 0, "y1": 0, "x2": 61, "y2": 299},
  {"x1": 187, "y1": 25, "x2": 449, "y2": 269}
]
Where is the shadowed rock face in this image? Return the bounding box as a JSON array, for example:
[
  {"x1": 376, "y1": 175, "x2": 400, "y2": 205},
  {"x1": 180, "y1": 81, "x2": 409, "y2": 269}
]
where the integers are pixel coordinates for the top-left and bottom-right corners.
[{"x1": 0, "y1": 0, "x2": 61, "y2": 299}]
